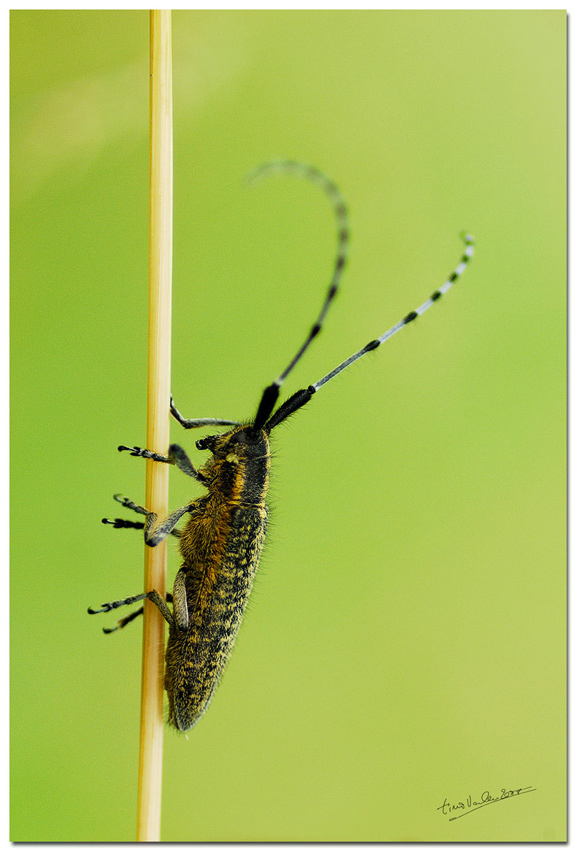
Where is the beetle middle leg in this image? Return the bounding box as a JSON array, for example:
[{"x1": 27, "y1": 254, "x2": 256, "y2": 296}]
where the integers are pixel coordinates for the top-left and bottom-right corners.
[
  {"x1": 144, "y1": 503, "x2": 192, "y2": 547},
  {"x1": 102, "y1": 494, "x2": 182, "y2": 537}
]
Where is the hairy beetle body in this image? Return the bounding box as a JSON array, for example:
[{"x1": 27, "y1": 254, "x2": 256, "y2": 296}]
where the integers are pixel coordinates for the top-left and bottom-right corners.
[{"x1": 165, "y1": 427, "x2": 269, "y2": 730}]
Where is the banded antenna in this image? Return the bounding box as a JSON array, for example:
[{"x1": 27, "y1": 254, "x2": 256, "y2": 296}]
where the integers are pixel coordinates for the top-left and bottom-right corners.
[
  {"x1": 264, "y1": 231, "x2": 475, "y2": 431},
  {"x1": 250, "y1": 161, "x2": 350, "y2": 430}
]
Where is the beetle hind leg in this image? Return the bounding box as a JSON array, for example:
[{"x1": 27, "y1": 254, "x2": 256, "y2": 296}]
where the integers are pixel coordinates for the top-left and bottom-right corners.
[
  {"x1": 88, "y1": 591, "x2": 176, "y2": 631},
  {"x1": 103, "y1": 606, "x2": 144, "y2": 633}
]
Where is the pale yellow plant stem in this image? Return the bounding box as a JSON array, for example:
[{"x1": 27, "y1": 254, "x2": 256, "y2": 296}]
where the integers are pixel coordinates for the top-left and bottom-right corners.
[{"x1": 137, "y1": 9, "x2": 172, "y2": 842}]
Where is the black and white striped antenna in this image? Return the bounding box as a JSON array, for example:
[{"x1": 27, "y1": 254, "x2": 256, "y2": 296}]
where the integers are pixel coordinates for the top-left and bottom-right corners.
[
  {"x1": 250, "y1": 161, "x2": 350, "y2": 430},
  {"x1": 246, "y1": 161, "x2": 474, "y2": 432},
  {"x1": 263, "y1": 231, "x2": 474, "y2": 431},
  {"x1": 314, "y1": 231, "x2": 474, "y2": 390}
]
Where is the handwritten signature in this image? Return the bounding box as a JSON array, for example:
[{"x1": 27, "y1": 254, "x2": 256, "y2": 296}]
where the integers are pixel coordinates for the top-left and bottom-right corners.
[{"x1": 437, "y1": 786, "x2": 536, "y2": 821}]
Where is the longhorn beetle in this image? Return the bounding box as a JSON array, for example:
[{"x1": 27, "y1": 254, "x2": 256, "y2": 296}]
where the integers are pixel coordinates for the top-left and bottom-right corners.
[{"x1": 89, "y1": 161, "x2": 475, "y2": 732}]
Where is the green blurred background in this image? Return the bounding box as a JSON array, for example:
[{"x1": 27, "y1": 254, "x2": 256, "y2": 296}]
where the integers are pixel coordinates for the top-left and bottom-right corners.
[{"x1": 11, "y1": 10, "x2": 565, "y2": 842}]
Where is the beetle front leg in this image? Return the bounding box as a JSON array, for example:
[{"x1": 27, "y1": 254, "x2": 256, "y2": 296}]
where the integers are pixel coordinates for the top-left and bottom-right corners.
[
  {"x1": 118, "y1": 445, "x2": 172, "y2": 463},
  {"x1": 170, "y1": 395, "x2": 239, "y2": 429},
  {"x1": 118, "y1": 443, "x2": 207, "y2": 484}
]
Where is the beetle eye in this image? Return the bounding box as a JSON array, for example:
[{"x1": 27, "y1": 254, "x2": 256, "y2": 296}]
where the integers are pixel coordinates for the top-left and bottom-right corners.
[{"x1": 196, "y1": 437, "x2": 215, "y2": 451}]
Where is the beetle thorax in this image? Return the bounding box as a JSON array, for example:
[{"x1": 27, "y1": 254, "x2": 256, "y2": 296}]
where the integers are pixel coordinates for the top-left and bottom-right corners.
[{"x1": 198, "y1": 426, "x2": 271, "y2": 506}]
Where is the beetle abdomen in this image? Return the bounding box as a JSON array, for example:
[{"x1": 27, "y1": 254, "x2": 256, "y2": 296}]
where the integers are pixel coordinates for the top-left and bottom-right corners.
[{"x1": 165, "y1": 503, "x2": 267, "y2": 731}]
